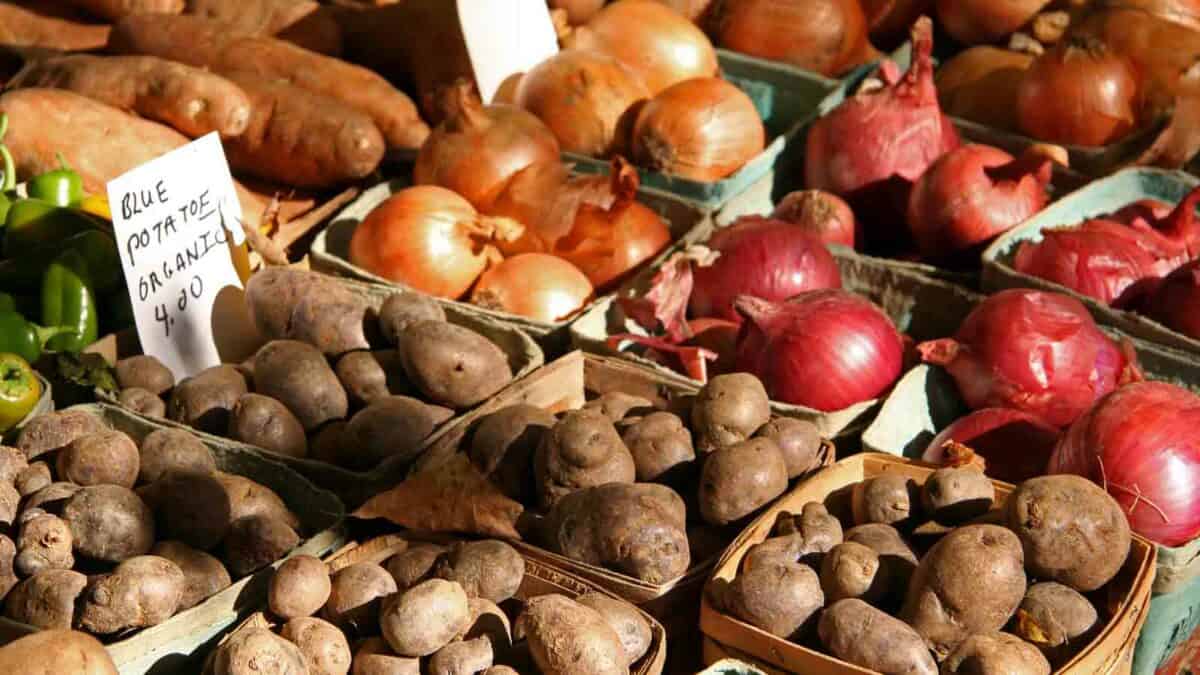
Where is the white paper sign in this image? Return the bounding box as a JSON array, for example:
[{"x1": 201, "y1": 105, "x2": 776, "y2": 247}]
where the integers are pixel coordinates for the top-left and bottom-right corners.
[
  {"x1": 106, "y1": 133, "x2": 247, "y2": 382},
  {"x1": 459, "y1": 0, "x2": 559, "y2": 103}
]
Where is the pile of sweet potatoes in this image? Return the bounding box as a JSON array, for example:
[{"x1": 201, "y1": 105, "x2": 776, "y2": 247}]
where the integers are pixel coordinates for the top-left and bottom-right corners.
[
  {"x1": 710, "y1": 469, "x2": 1134, "y2": 674},
  {"x1": 209, "y1": 535, "x2": 654, "y2": 675},
  {"x1": 0, "y1": 406, "x2": 307, "y2": 638},
  {"x1": 113, "y1": 267, "x2": 515, "y2": 474},
  {"x1": 0, "y1": 0, "x2": 429, "y2": 191}
]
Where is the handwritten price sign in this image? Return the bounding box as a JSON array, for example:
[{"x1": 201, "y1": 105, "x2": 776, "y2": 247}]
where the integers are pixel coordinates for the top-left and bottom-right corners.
[{"x1": 107, "y1": 133, "x2": 246, "y2": 381}]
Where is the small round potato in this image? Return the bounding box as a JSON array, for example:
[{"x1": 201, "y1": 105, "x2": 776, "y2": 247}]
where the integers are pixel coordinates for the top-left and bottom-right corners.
[
  {"x1": 16, "y1": 409, "x2": 106, "y2": 460},
  {"x1": 754, "y1": 417, "x2": 823, "y2": 478},
  {"x1": 167, "y1": 364, "x2": 248, "y2": 434},
  {"x1": 351, "y1": 637, "x2": 420, "y2": 675},
  {"x1": 151, "y1": 540, "x2": 232, "y2": 610},
  {"x1": 534, "y1": 409, "x2": 636, "y2": 509},
  {"x1": 380, "y1": 579, "x2": 470, "y2": 657},
  {"x1": 281, "y1": 616, "x2": 352, "y2": 675},
  {"x1": 15, "y1": 461, "x2": 51, "y2": 497},
  {"x1": 398, "y1": 321, "x2": 512, "y2": 409},
  {"x1": 428, "y1": 637, "x2": 493, "y2": 675},
  {"x1": 386, "y1": 544, "x2": 446, "y2": 590},
  {"x1": 270, "y1": 554, "x2": 332, "y2": 620},
  {"x1": 210, "y1": 626, "x2": 308, "y2": 675},
  {"x1": 0, "y1": 629, "x2": 118, "y2": 675},
  {"x1": 1006, "y1": 475, "x2": 1131, "y2": 592},
  {"x1": 1014, "y1": 582, "x2": 1099, "y2": 664},
  {"x1": 851, "y1": 474, "x2": 922, "y2": 527},
  {"x1": 344, "y1": 396, "x2": 454, "y2": 470},
  {"x1": 576, "y1": 592, "x2": 652, "y2": 666},
  {"x1": 743, "y1": 502, "x2": 843, "y2": 571},
  {"x1": 62, "y1": 485, "x2": 155, "y2": 563},
  {"x1": 468, "y1": 404, "x2": 555, "y2": 503},
  {"x1": 728, "y1": 560, "x2": 823, "y2": 639},
  {"x1": 436, "y1": 540, "x2": 523, "y2": 604},
  {"x1": 157, "y1": 472, "x2": 232, "y2": 550},
  {"x1": 118, "y1": 387, "x2": 166, "y2": 418},
  {"x1": 820, "y1": 541, "x2": 889, "y2": 605},
  {"x1": 221, "y1": 515, "x2": 300, "y2": 577},
  {"x1": 115, "y1": 355, "x2": 175, "y2": 395},
  {"x1": 23, "y1": 481, "x2": 80, "y2": 513},
  {"x1": 137, "y1": 428, "x2": 216, "y2": 484},
  {"x1": 56, "y1": 430, "x2": 140, "y2": 488},
  {"x1": 14, "y1": 512, "x2": 74, "y2": 576},
  {"x1": 253, "y1": 340, "x2": 349, "y2": 431},
  {"x1": 582, "y1": 392, "x2": 654, "y2": 422},
  {"x1": 921, "y1": 467, "x2": 996, "y2": 525},
  {"x1": 698, "y1": 438, "x2": 788, "y2": 526},
  {"x1": 691, "y1": 373, "x2": 771, "y2": 454},
  {"x1": 379, "y1": 292, "x2": 446, "y2": 346},
  {"x1": 844, "y1": 523, "x2": 919, "y2": 588},
  {"x1": 463, "y1": 597, "x2": 512, "y2": 652},
  {"x1": 228, "y1": 393, "x2": 309, "y2": 458},
  {"x1": 336, "y1": 350, "x2": 407, "y2": 407},
  {"x1": 621, "y1": 411, "x2": 696, "y2": 483},
  {"x1": 0, "y1": 446, "x2": 26, "y2": 484},
  {"x1": 943, "y1": 632, "x2": 1051, "y2": 675},
  {"x1": 323, "y1": 562, "x2": 399, "y2": 633}
]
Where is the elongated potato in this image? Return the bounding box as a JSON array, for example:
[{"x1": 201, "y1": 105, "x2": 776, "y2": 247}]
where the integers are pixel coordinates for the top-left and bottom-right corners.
[
  {"x1": 221, "y1": 71, "x2": 385, "y2": 188},
  {"x1": 727, "y1": 560, "x2": 823, "y2": 639},
  {"x1": 109, "y1": 13, "x2": 429, "y2": 148},
  {"x1": 0, "y1": 2, "x2": 111, "y2": 54},
  {"x1": 516, "y1": 594, "x2": 626, "y2": 675},
  {"x1": 819, "y1": 599, "x2": 937, "y2": 675},
  {"x1": 9, "y1": 55, "x2": 251, "y2": 138},
  {"x1": 253, "y1": 340, "x2": 348, "y2": 431}
]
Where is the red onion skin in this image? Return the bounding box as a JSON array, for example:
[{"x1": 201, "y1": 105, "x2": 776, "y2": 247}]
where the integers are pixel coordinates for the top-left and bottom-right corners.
[
  {"x1": 684, "y1": 317, "x2": 740, "y2": 375},
  {"x1": 690, "y1": 216, "x2": 842, "y2": 322},
  {"x1": 804, "y1": 17, "x2": 959, "y2": 207},
  {"x1": 734, "y1": 291, "x2": 904, "y2": 411},
  {"x1": 924, "y1": 408, "x2": 1060, "y2": 484},
  {"x1": 907, "y1": 144, "x2": 1050, "y2": 261},
  {"x1": 772, "y1": 190, "x2": 858, "y2": 248},
  {"x1": 1110, "y1": 199, "x2": 1173, "y2": 228},
  {"x1": 917, "y1": 289, "x2": 1138, "y2": 428},
  {"x1": 1049, "y1": 381, "x2": 1200, "y2": 547},
  {"x1": 1144, "y1": 259, "x2": 1200, "y2": 339}
]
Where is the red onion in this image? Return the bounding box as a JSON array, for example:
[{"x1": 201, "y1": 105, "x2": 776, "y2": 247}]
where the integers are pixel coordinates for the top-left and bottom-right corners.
[
  {"x1": 805, "y1": 17, "x2": 959, "y2": 210},
  {"x1": 1143, "y1": 259, "x2": 1200, "y2": 339},
  {"x1": 924, "y1": 408, "x2": 1060, "y2": 484},
  {"x1": 734, "y1": 292, "x2": 904, "y2": 411},
  {"x1": 684, "y1": 317, "x2": 740, "y2": 375},
  {"x1": 1013, "y1": 186, "x2": 1200, "y2": 307},
  {"x1": 1049, "y1": 381, "x2": 1200, "y2": 546},
  {"x1": 1110, "y1": 199, "x2": 1173, "y2": 228},
  {"x1": 917, "y1": 289, "x2": 1140, "y2": 428},
  {"x1": 690, "y1": 216, "x2": 843, "y2": 322},
  {"x1": 906, "y1": 144, "x2": 1051, "y2": 261},
  {"x1": 772, "y1": 190, "x2": 857, "y2": 248}
]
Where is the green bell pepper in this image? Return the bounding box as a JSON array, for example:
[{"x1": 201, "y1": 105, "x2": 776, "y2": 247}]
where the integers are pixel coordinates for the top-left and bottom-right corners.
[
  {"x1": 0, "y1": 192, "x2": 11, "y2": 230},
  {"x1": 4, "y1": 199, "x2": 104, "y2": 257},
  {"x1": 0, "y1": 293, "x2": 13, "y2": 314},
  {"x1": 0, "y1": 310, "x2": 70, "y2": 364},
  {"x1": 0, "y1": 114, "x2": 15, "y2": 194},
  {"x1": 0, "y1": 229, "x2": 121, "y2": 293},
  {"x1": 41, "y1": 249, "x2": 97, "y2": 353},
  {"x1": 27, "y1": 161, "x2": 84, "y2": 208},
  {"x1": 0, "y1": 352, "x2": 40, "y2": 433}
]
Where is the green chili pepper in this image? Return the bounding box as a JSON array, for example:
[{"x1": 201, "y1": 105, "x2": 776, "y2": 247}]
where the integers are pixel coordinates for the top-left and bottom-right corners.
[
  {"x1": 0, "y1": 311, "x2": 70, "y2": 364},
  {"x1": 0, "y1": 192, "x2": 11, "y2": 229},
  {"x1": 41, "y1": 249, "x2": 98, "y2": 353},
  {"x1": 27, "y1": 159, "x2": 84, "y2": 208},
  {"x1": 0, "y1": 114, "x2": 15, "y2": 193},
  {"x1": 0, "y1": 352, "x2": 41, "y2": 434},
  {"x1": 4, "y1": 199, "x2": 103, "y2": 257}
]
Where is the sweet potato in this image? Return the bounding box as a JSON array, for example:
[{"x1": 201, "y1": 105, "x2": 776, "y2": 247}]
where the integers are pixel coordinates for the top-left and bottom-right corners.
[
  {"x1": 819, "y1": 598, "x2": 937, "y2": 675},
  {"x1": 0, "y1": 88, "x2": 267, "y2": 223},
  {"x1": 1006, "y1": 475, "x2": 1132, "y2": 592},
  {"x1": 0, "y1": 2, "x2": 109, "y2": 55},
  {"x1": 62, "y1": 0, "x2": 183, "y2": 21},
  {"x1": 534, "y1": 409, "x2": 636, "y2": 508},
  {"x1": 4, "y1": 569, "x2": 87, "y2": 629},
  {"x1": 541, "y1": 483, "x2": 689, "y2": 584},
  {"x1": 0, "y1": 629, "x2": 117, "y2": 675},
  {"x1": 221, "y1": 71, "x2": 385, "y2": 188},
  {"x1": 900, "y1": 524, "x2": 1027, "y2": 659},
  {"x1": 185, "y1": 0, "x2": 342, "y2": 55},
  {"x1": 726, "y1": 559, "x2": 823, "y2": 639},
  {"x1": 79, "y1": 555, "x2": 186, "y2": 633},
  {"x1": 943, "y1": 632, "x2": 1051, "y2": 675},
  {"x1": 9, "y1": 55, "x2": 252, "y2": 139},
  {"x1": 109, "y1": 13, "x2": 429, "y2": 148}
]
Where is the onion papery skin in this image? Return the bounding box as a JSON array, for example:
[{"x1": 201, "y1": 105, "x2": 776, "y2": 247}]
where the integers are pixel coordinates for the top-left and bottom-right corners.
[
  {"x1": 862, "y1": 0, "x2": 934, "y2": 47},
  {"x1": 554, "y1": 166, "x2": 671, "y2": 291},
  {"x1": 470, "y1": 253, "x2": 594, "y2": 322},
  {"x1": 917, "y1": 289, "x2": 1136, "y2": 428},
  {"x1": 648, "y1": 0, "x2": 718, "y2": 23},
  {"x1": 924, "y1": 408, "x2": 1061, "y2": 484},
  {"x1": 1099, "y1": 0, "x2": 1200, "y2": 29},
  {"x1": 1049, "y1": 381, "x2": 1200, "y2": 546},
  {"x1": 935, "y1": 46, "x2": 1034, "y2": 132},
  {"x1": 515, "y1": 48, "x2": 650, "y2": 157},
  {"x1": 631, "y1": 77, "x2": 766, "y2": 181},
  {"x1": 935, "y1": 0, "x2": 1052, "y2": 45},
  {"x1": 350, "y1": 186, "x2": 518, "y2": 299},
  {"x1": 734, "y1": 291, "x2": 904, "y2": 411},
  {"x1": 907, "y1": 144, "x2": 1050, "y2": 261},
  {"x1": 710, "y1": 0, "x2": 873, "y2": 77},
  {"x1": 1013, "y1": 222, "x2": 1180, "y2": 307},
  {"x1": 1144, "y1": 259, "x2": 1200, "y2": 339},
  {"x1": 804, "y1": 16, "x2": 959, "y2": 242},
  {"x1": 414, "y1": 83, "x2": 561, "y2": 213},
  {"x1": 685, "y1": 317, "x2": 740, "y2": 375},
  {"x1": 771, "y1": 189, "x2": 857, "y2": 248},
  {"x1": 690, "y1": 215, "x2": 842, "y2": 322},
  {"x1": 1016, "y1": 36, "x2": 1140, "y2": 147},
  {"x1": 1111, "y1": 199, "x2": 1175, "y2": 228},
  {"x1": 567, "y1": 0, "x2": 719, "y2": 95},
  {"x1": 550, "y1": 0, "x2": 607, "y2": 25}
]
